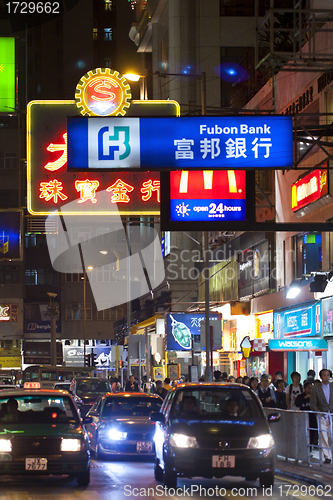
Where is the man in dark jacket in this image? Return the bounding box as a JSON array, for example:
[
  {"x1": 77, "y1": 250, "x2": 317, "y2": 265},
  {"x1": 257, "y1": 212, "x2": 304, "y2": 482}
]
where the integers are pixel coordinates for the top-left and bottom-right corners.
[
  {"x1": 154, "y1": 380, "x2": 168, "y2": 399},
  {"x1": 125, "y1": 375, "x2": 140, "y2": 392}
]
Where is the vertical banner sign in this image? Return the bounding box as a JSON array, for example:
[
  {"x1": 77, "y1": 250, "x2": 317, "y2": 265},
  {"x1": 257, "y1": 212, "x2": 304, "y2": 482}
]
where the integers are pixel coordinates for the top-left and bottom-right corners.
[{"x1": 0, "y1": 37, "x2": 15, "y2": 113}]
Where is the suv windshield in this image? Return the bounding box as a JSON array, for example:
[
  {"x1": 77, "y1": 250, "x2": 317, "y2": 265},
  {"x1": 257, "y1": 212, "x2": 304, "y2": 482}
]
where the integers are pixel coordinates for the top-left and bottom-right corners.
[
  {"x1": 170, "y1": 388, "x2": 263, "y2": 422},
  {"x1": 0, "y1": 395, "x2": 79, "y2": 424},
  {"x1": 102, "y1": 396, "x2": 162, "y2": 417},
  {"x1": 76, "y1": 379, "x2": 110, "y2": 397}
]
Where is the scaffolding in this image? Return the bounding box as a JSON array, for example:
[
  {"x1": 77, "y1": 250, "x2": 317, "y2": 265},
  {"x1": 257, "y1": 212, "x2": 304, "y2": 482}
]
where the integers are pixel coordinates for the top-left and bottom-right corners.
[{"x1": 255, "y1": 0, "x2": 333, "y2": 73}]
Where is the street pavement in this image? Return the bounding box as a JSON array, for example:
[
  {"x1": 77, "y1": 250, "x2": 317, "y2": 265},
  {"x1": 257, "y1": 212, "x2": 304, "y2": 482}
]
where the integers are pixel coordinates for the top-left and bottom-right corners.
[{"x1": 276, "y1": 456, "x2": 333, "y2": 487}]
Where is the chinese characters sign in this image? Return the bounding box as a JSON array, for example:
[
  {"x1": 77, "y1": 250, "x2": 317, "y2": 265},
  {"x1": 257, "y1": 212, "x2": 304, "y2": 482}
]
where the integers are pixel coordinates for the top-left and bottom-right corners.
[
  {"x1": 27, "y1": 101, "x2": 160, "y2": 215},
  {"x1": 274, "y1": 302, "x2": 321, "y2": 339},
  {"x1": 170, "y1": 170, "x2": 246, "y2": 222},
  {"x1": 291, "y1": 169, "x2": 328, "y2": 212},
  {"x1": 165, "y1": 312, "x2": 222, "y2": 351},
  {"x1": 67, "y1": 116, "x2": 293, "y2": 170}
]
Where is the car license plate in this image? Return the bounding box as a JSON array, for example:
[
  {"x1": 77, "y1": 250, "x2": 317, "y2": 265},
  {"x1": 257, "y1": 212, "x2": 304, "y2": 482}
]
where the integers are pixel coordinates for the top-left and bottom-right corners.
[
  {"x1": 136, "y1": 441, "x2": 152, "y2": 452},
  {"x1": 212, "y1": 455, "x2": 235, "y2": 468},
  {"x1": 25, "y1": 458, "x2": 47, "y2": 470}
]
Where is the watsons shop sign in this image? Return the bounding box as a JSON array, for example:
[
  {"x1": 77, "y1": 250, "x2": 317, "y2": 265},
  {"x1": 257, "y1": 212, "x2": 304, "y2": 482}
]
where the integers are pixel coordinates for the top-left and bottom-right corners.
[{"x1": 268, "y1": 338, "x2": 328, "y2": 351}]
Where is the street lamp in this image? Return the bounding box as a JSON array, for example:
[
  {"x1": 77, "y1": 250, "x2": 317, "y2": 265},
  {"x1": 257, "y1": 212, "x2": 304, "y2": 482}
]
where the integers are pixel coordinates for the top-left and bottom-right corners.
[
  {"x1": 47, "y1": 292, "x2": 57, "y2": 366},
  {"x1": 124, "y1": 72, "x2": 148, "y2": 100}
]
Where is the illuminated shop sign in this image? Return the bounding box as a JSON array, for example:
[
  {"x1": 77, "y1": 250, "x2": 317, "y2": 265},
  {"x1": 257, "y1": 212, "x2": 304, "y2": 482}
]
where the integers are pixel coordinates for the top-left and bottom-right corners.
[
  {"x1": 0, "y1": 304, "x2": 18, "y2": 322},
  {"x1": 291, "y1": 169, "x2": 328, "y2": 212},
  {"x1": 67, "y1": 115, "x2": 293, "y2": 170},
  {"x1": 268, "y1": 338, "x2": 327, "y2": 351},
  {"x1": 274, "y1": 302, "x2": 321, "y2": 338},
  {"x1": 169, "y1": 170, "x2": 246, "y2": 222},
  {"x1": 27, "y1": 101, "x2": 161, "y2": 215},
  {"x1": 165, "y1": 312, "x2": 222, "y2": 351},
  {"x1": 0, "y1": 211, "x2": 21, "y2": 260},
  {"x1": 0, "y1": 37, "x2": 15, "y2": 113},
  {"x1": 75, "y1": 68, "x2": 132, "y2": 117}
]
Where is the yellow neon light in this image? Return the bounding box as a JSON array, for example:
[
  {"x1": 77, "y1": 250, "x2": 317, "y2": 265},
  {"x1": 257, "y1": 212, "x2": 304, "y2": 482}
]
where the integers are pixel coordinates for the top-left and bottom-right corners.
[
  {"x1": 227, "y1": 170, "x2": 237, "y2": 193},
  {"x1": 179, "y1": 171, "x2": 189, "y2": 193},
  {"x1": 203, "y1": 171, "x2": 213, "y2": 190}
]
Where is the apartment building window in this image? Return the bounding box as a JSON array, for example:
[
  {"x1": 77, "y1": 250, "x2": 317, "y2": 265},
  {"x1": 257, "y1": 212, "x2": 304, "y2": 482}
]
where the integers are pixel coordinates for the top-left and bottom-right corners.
[
  {"x1": 104, "y1": 0, "x2": 112, "y2": 10},
  {"x1": 0, "y1": 152, "x2": 18, "y2": 169},
  {"x1": 104, "y1": 28, "x2": 113, "y2": 41},
  {"x1": 25, "y1": 269, "x2": 58, "y2": 285},
  {"x1": 65, "y1": 303, "x2": 92, "y2": 320},
  {"x1": 93, "y1": 27, "x2": 98, "y2": 40},
  {"x1": 0, "y1": 266, "x2": 19, "y2": 283},
  {"x1": 65, "y1": 272, "x2": 84, "y2": 282},
  {"x1": 293, "y1": 233, "x2": 322, "y2": 278},
  {"x1": 97, "y1": 308, "x2": 111, "y2": 320},
  {"x1": 97, "y1": 306, "x2": 123, "y2": 320},
  {"x1": 25, "y1": 234, "x2": 37, "y2": 247},
  {"x1": 104, "y1": 57, "x2": 112, "y2": 68}
]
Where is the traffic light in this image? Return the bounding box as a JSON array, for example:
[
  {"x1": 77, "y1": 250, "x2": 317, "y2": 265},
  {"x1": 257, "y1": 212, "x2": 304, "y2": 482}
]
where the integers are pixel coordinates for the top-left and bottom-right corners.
[
  {"x1": 84, "y1": 354, "x2": 91, "y2": 367},
  {"x1": 91, "y1": 351, "x2": 97, "y2": 366}
]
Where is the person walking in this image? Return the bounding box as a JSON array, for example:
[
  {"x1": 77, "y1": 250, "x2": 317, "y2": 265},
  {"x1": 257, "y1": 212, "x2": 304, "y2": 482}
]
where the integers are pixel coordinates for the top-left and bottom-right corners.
[
  {"x1": 125, "y1": 375, "x2": 140, "y2": 392},
  {"x1": 258, "y1": 374, "x2": 276, "y2": 407},
  {"x1": 310, "y1": 368, "x2": 333, "y2": 464}
]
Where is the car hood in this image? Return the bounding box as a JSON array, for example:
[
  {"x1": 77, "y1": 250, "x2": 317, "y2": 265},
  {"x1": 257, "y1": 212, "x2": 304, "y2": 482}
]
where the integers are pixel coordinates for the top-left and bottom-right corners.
[
  {"x1": 171, "y1": 418, "x2": 269, "y2": 439},
  {"x1": 102, "y1": 416, "x2": 156, "y2": 432},
  {"x1": 0, "y1": 423, "x2": 86, "y2": 438}
]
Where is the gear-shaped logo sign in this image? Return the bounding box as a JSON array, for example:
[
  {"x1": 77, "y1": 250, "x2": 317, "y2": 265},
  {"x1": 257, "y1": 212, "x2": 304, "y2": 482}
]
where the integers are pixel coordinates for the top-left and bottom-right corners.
[{"x1": 75, "y1": 68, "x2": 131, "y2": 117}]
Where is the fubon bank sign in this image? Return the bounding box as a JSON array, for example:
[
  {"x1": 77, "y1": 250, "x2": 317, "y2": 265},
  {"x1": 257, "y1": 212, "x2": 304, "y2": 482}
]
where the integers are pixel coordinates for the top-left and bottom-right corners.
[{"x1": 67, "y1": 115, "x2": 293, "y2": 170}]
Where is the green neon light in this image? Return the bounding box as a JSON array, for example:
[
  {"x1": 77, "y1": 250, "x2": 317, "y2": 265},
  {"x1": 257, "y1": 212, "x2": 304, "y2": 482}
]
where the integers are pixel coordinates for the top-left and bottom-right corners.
[
  {"x1": 0, "y1": 38, "x2": 15, "y2": 113},
  {"x1": 0, "y1": 429, "x2": 24, "y2": 434}
]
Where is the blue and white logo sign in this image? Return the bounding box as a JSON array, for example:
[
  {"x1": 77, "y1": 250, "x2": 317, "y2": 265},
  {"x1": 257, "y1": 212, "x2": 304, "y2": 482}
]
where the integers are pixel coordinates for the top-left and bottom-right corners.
[
  {"x1": 274, "y1": 302, "x2": 321, "y2": 338},
  {"x1": 268, "y1": 338, "x2": 327, "y2": 351},
  {"x1": 67, "y1": 116, "x2": 293, "y2": 170}
]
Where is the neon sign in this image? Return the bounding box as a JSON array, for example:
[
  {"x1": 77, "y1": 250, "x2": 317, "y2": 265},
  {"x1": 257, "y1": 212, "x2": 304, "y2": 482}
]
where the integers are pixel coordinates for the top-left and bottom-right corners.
[
  {"x1": 291, "y1": 168, "x2": 328, "y2": 212},
  {"x1": 75, "y1": 68, "x2": 131, "y2": 117}
]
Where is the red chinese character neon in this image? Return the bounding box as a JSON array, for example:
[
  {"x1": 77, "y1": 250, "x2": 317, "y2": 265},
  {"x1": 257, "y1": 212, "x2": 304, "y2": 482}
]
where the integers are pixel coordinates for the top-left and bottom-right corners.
[
  {"x1": 106, "y1": 179, "x2": 134, "y2": 203},
  {"x1": 75, "y1": 179, "x2": 100, "y2": 203},
  {"x1": 140, "y1": 179, "x2": 160, "y2": 202},
  {"x1": 39, "y1": 179, "x2": 68, "y2": 203},
  {"x1": 44, "y1": 133, "x2": 67, "y2": 171}
]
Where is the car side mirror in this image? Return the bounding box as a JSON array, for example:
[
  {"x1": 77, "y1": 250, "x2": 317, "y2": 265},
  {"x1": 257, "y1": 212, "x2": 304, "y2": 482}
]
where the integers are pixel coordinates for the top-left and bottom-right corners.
[
  {"x1": 150, "y1": 411, "x2": 165, "y2": 423},
  {"x1": 267, "y1": 412, "x2": 280, "y2": 423},
  {"x1": 81, "y1": 415, "x2": 92, "y2": 424}
]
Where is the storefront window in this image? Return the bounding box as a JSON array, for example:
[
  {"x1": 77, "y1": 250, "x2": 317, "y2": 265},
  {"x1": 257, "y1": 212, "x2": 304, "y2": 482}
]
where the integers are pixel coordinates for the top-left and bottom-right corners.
[{"x1": 294, "y1": 232, "x2": 322, "y2": 278}]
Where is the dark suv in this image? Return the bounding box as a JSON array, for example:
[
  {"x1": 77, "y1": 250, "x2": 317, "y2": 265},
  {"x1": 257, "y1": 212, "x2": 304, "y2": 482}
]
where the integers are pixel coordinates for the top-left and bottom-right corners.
[
  {"x1": 70, "y1": 377, "x2": 111, "y2": 416},
  {"x1": 150, "y1": 382, "x2": 280, "y2": 489}
]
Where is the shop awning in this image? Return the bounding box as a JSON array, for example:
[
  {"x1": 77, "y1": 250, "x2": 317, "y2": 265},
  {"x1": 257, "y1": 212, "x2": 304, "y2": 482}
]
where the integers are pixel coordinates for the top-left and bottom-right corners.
[
  {"x1": 268, "y1": 338, "x2": 328, "y2": 351},
  {"x1": 130, "y1": 315, "x2": 164, "y2": 335}
]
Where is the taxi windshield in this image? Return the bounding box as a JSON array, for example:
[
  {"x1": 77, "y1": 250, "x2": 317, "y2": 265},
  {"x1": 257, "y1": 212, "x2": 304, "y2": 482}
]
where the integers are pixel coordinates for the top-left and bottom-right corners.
[
  {"x1": 0, "y1": 395, "x2": 79, "y2": 424},
  {"x1": 76, "y1": 379, "x2": 110, "y2": 397},
  {"x1": 102, "y1": 397, "x2": 162, "y2": 417},
  {"x1": 170, "y1": 388, "x2": 263, "y2": 422}
]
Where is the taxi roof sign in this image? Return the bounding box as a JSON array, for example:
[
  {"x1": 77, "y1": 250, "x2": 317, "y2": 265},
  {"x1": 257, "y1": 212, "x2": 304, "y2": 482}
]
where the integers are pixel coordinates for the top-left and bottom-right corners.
[{"x1": 23, "y1": 382, "x2": 41, "y2": 389}]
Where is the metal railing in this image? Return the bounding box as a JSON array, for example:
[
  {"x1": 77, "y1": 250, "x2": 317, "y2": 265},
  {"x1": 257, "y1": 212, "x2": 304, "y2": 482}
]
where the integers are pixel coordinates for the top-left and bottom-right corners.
[{"x1": 263, "y1": 407, "x2": 333, "y2": 467}]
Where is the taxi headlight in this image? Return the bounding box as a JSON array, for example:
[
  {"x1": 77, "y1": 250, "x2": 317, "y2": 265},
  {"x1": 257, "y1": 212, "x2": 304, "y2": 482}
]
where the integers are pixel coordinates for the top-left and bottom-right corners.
[
  {"x1": 61, "y1": 438, "x2": 81, "y2": 452},
  {"x1": 107, "y1": 429, "x2": 127, "y2": 440},
  {"x1": 0, "y1": 439, "x2": 12, "y2": 452},
  {"x1": 247, "y1": 434, "x2": 274, "y2": 449},
  {"x1": 170, "y1": 433, "x2": 198, "y2": 448}
]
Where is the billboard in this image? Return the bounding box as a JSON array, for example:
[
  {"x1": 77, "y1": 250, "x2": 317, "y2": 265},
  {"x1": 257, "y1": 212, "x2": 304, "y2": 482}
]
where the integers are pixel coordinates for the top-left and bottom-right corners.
[
  {"x1": 27, "y1": 101, "x2": 161, "y2": 216},
  {"x1": 169, "y1": 170, "x2": 246, "y2": 222},
  {"x1": 67, "y1": 115, "x2": 293, "y2": 170},
  {"x1": 0, "y1": 38, "x2": 15, "y2": 113},
  {"x1": 165, "y1": 312, "x2": 222, "y2": 351},
  {"x1": 274, "y1": 302, "x2": 321, "y2": 339}
]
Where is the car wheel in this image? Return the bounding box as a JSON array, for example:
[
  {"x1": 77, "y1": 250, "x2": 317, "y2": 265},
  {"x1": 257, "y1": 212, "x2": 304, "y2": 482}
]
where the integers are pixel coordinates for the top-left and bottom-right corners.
[
  {"x1": 163, "y1": 466, "x2": 177, "y2": 489},
  {"x1": 259, "y1": 472, "x2": 274, "y2": 488},
  {"x1": 154, "y1": 458, "x2": 163, "y2": 482},
  {"x1": 77, "y1": 466, "x2": 90, "y2": 486}
]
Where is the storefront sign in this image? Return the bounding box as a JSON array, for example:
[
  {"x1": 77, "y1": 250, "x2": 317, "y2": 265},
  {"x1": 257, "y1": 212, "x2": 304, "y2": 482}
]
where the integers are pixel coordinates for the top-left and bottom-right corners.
[
  {"x1": 274, "y1": 302, "x2": 321, "y2": 338},
  {"x1": 169, "y1": 170, "x2": 246, "y2": 222},
  {"x1": 0, "y1": 357, "x2": 21, "y2": 368},
  {"x1": 322, "y1": 296, "x2": 333, "y2": 336},
  {"x1": 0, "y1": 303, "x2": 18, "y2": 322},
  {"x1": 67, "y1": 115, "x2": 293, "y2": 170},
  {"x1": 27, "y1": 101, "x2": 173, "y2": 215},
  {"x1": 0, "y1": 37, "x2": 15, "y2": 113},
  {"x1": 268, "y1": 338, "x2": 327, "y2": 351},
  {"x1": 23, "y1": 341, "x2": 63, "y2": 365},
  {"x1": 291, "y1": 169, "x2": 328, "y2": 212},
  {"x1": 63, "y1": 346, "x2": 111, "y2": 367},
  {"x1": 238, "y1": 240, "x2": 271, "y2": 298},
  {"x1": 165, "y1": 313, "x2": 222, "y2": 351}
]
